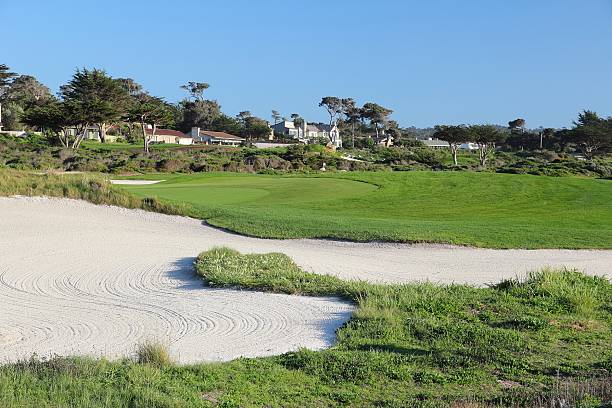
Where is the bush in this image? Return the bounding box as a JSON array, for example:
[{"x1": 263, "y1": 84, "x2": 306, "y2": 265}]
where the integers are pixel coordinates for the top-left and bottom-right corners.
[{"x1": 135, "y1": 340, "x2": 172, "y2": 367}]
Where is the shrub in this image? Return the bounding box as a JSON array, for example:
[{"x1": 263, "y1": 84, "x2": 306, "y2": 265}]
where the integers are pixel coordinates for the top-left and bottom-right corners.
[{"x1": 135, "y1": 340, "x2": 171, "y2": 367}]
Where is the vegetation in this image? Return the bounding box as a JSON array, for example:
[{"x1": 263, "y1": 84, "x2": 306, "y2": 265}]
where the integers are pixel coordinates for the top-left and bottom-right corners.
[
  {"x1": 1, "y1": 248, "x2": 609, "y2": 407},
  {"x1": 2, "y1": 63, "x2": 611, "y2": 163},
  {"x1": 1, "y1": 168, "x2": 610, "y2": 249},
  {"x1": 2, "y1": 130, "x2": 611, "y2": 178},
  {"x1": 0, "y1": 169, "x2": 185, "y2": 215},
  {"x1": 433, "y1": 124, "x2": 469, "y2": 166},
  {"x1": 135, "y1": 341, "x2": 172, "y2": 368},
  {"x1": 120, "y1": 171, "x2": 612, "y2": 248}
]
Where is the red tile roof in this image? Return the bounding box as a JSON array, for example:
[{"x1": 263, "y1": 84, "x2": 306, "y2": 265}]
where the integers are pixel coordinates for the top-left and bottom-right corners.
[
  {"x1": 199, "y1": 130, "x2": 244, "y2": 140},
  {"x1": 146, "y1": 128, "x2": 190, "y2": 138}
]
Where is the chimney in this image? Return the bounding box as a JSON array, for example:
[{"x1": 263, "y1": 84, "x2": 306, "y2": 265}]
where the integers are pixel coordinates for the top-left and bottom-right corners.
[{"x1": 191, "y1": 127, "x2": 200, "y2": 138}]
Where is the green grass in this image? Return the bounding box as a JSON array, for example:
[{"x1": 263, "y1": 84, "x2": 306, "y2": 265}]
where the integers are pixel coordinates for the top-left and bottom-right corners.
[
  {"x1": 3, "y1": 168, "x2": 610, "y2": 248},
  {"x1": 119, "y1": 171, "x2": 612, "y2": 248},
  {"x1": 1, "y1": 248, "x2": 610, "y2": 407}
]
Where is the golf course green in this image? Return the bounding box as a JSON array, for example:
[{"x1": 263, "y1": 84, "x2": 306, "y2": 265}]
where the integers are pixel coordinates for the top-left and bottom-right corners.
[{"x1": 120, "y1": 171, "x2": 612, "y2": 249}]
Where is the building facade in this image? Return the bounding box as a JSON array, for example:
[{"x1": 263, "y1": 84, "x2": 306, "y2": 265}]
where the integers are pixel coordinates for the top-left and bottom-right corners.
[
  {"x1": 190, "y1": 127, "x2": 245, "y2": 146},
  {"x1": 271, "y1": 120, "x2": 342, "y2": 148}
]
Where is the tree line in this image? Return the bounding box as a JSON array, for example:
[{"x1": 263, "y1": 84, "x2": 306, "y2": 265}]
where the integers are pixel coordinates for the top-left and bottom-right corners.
[
  {"x1": 0, "y1": 65, "x2": 273, "y2": 152},
  {"x1": 1, "y1": 63, "x2": 610, "y2": 159}
]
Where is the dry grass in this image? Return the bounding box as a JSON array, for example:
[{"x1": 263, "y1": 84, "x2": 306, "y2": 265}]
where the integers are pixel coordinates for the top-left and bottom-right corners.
[{"x1": 135, "y1": 340, "x2": 172, "y2": 367}]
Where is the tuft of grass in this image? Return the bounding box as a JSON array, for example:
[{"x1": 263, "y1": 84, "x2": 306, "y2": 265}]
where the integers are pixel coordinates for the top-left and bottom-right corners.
[
  {"x1": 494, "y1": 268, "x2": 611, "y2": 317},
  {"x1": 197, "y1": 247, "x2": 354, "y2": 298},
  {"x1": 135, "y1": 340, "x2": 172, "y2": 367}
]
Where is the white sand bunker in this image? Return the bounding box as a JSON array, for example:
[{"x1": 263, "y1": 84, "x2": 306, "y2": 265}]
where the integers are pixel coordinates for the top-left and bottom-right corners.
[
  {"x1": 0, "y1": 197, "x2": 353, "y2": 364},
  {"x1": 109, "y1": 179, "x2": 164, "y2": 185},
  {"x1": 1, "y1": 197, "x2": 610, "y2": 364}
]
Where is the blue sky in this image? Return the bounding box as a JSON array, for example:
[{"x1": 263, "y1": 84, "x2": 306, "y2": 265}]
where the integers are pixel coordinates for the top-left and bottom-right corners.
[{"x1": 2, "y1": 0, "x2": 611, "y2": 128}]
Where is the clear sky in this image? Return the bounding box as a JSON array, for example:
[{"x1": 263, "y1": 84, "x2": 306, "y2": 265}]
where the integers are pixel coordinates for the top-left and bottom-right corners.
[{"x1": 2, "y1": 0, "x2": 611, "y2": 128}]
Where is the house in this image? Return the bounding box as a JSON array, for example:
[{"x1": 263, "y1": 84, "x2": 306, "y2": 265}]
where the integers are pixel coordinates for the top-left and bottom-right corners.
[
  {"x1": 421, "y1": 139, "x2": 450, "y2": 149},
  {"x1": 271, "y1": 120, "x2": 300, "y2": 138},
  {"x1": 66, "y1": 125, "x2": 120, "y2": 142},
  {"x1": 460, "y1": 142, "x2": 479, "y2": 151},
  {"x1": 421, "y1": 139, "x2": 479, "y2": 150},
  {"x1": 271, "y1": 120, "x2": 342, "y2": 148},
  {"x1": 376, "y1": 136, "x2": 394, "y2": 147},
  {"x1": 253, "y1": 142, "x2": 296, "y2": 149},
  {"x1": 145, "y1": 126, "x2": 193, "y2": 145},
  {"x1": 190, "y1": 127, "x2": 245, "y2": 146}
]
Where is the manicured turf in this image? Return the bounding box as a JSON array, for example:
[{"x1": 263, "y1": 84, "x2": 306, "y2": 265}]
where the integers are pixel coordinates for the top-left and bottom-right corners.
[
  {"x1": 119, "y1": 171, "x2": 612, "y2": 248},
  {"x1": 1, "y1": 249, "x2": 609, "y2": 407}
]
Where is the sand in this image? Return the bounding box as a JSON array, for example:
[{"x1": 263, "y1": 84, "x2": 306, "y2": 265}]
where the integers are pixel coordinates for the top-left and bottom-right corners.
[
  {"x1": 109, "y1": 180, "x2": 164, "y2": 185},
  {"x1": 0, "y1": 196, "x2": 610, "y2": 364}
]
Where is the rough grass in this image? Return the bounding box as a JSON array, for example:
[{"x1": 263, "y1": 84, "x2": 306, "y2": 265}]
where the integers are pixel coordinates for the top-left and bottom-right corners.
[
  {"x1": 121, "y1": 171, "x2": 612, "y2": 249},
  {"x1": 1, "y1": 248, "x2": 609, "y2": 407},
  {"x1": 135, "y1": 341, "x2": 172, "y2": 368},
  {"x1": 0, "y1": 169, "x2": 188, "y2": 215}
]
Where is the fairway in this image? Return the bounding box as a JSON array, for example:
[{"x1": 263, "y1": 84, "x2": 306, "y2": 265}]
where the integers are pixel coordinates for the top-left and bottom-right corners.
[{"x1": 120, "y1": 172, "x2": 612, "y2": 248}]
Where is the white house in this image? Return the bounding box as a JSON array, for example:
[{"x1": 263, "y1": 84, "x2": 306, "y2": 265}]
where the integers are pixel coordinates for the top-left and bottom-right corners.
[
  {"x1": 421, "y1": 138, "x2": 478, "y2": 150},
  {"x1": 190, "y1": 127, "x2": 245, "y2": 146},
  {"x1": 460, "y1": 142, "x2": 479, "y2": 151},
  {"x1": 421, "y1": 139, "x2": 450, "y2": 149},
  {"x1": 271, "y1": 120, "x2": 342, "y2": 148},
  {"x1": 145, "y1": 126, "x2": 193, "y2": 145}
]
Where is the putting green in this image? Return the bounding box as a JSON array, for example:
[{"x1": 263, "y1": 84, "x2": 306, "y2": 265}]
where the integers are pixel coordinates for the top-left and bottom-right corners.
[
  {"x1": 120, "y1": 172, "x2": 612, "y2": 248},
  {"x1": 126, "y1": 175, "x2": 377, "y2": 206}
]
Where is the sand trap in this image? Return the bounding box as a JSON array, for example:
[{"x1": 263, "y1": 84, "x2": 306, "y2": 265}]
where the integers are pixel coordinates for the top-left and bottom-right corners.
[
  {"x1": 0, "y1": 197, "x2": 353, "y2": 364},
  {"x1": 1, "y1": 197, "x2": 610, "y2": 364},
  {"x1": 109, "y1": 179, "x2": 164, "y2": 185}
]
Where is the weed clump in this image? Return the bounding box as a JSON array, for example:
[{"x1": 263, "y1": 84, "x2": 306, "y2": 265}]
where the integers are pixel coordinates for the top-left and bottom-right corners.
[{"x1": 135, "y1": 340, "x2": 172, "y2": 367}]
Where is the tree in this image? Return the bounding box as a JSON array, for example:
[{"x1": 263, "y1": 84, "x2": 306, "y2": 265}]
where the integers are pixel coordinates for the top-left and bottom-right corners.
[
  {"x1": 116, "y1": 78, "x2": 143, "y2": 97},
  {"x1": 508, "y1": 118, "x2": 526, "y2": 134},
  {"x1": 361, "y1": 102, "x2": 393, "y2": 138},
  {"x1": 0, "y1": 64, "x2": 15, "y2": 87},
  {"x1": 540, "y1": 127, "x2": 555, "y2": 149},
  {"x1": 180, "y1": 82, "x2": 209, "y2": 102},
  {"x1": 22, "y1": 98, "x2": 89, "y2": 149},
  {"x1": 234, "y1": 111, "x2": 269, "y2": 140},
  {"x1": 291, "y1": 113, "x2": 304, "y2": 138},
  {"x1": 236, "y1": 111, "x2": 252, "y2": 138},
  {"x1": 469, "y1": 124, "x2": 506, "y2": 166},
  {"x1": 271, "y1": 110, "x2": 282, "y2": 125},
  {"x1": 569, "y1": 110, "x2": 611, "y2": 159},
  {"x1": 210, "y1": 114, "x2": 243, "y2": 135},
  {"x1": 179, "y1": 99, "x2": 221, "y2": 131},
  {"x1": 319, "y1": 96, "x2": 343, "y2": 127},
  {"x1": 386, "y1": 120, "x2": 402, "y2": 147},
  {"x1": 236, "y1": 111, "x2": 252, "y2": 127},
  {"x1": 125, "y1": 94, "x2": 172, "y2": 153},
  {"x1": 341, "y1": 98, "x2": 361, "y2": 148},
  {"x1": 0, "y1": 74, "x2": 52, "y2": 130},
  {"x1": 178, "y1": 82, "x2": 220, "y2": 132},
  {"x1": 433, "y1": 125, "x2": 469, "y2": 166},
  {"x1": 245, "y1": 116, "x2": 271, "y2": 140},
  {"x1": 0, "y1": 64, "x2": 17, "y2": 130},
  {"x1": 2, "y1": 75, "x2": 52, "y2": 104},
  {"x1": 0, "y1": 102, "x2": 25, "y2": 130},
  {"x1": 60, "y1": 68, "x2": 129, "y2": 143}
]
